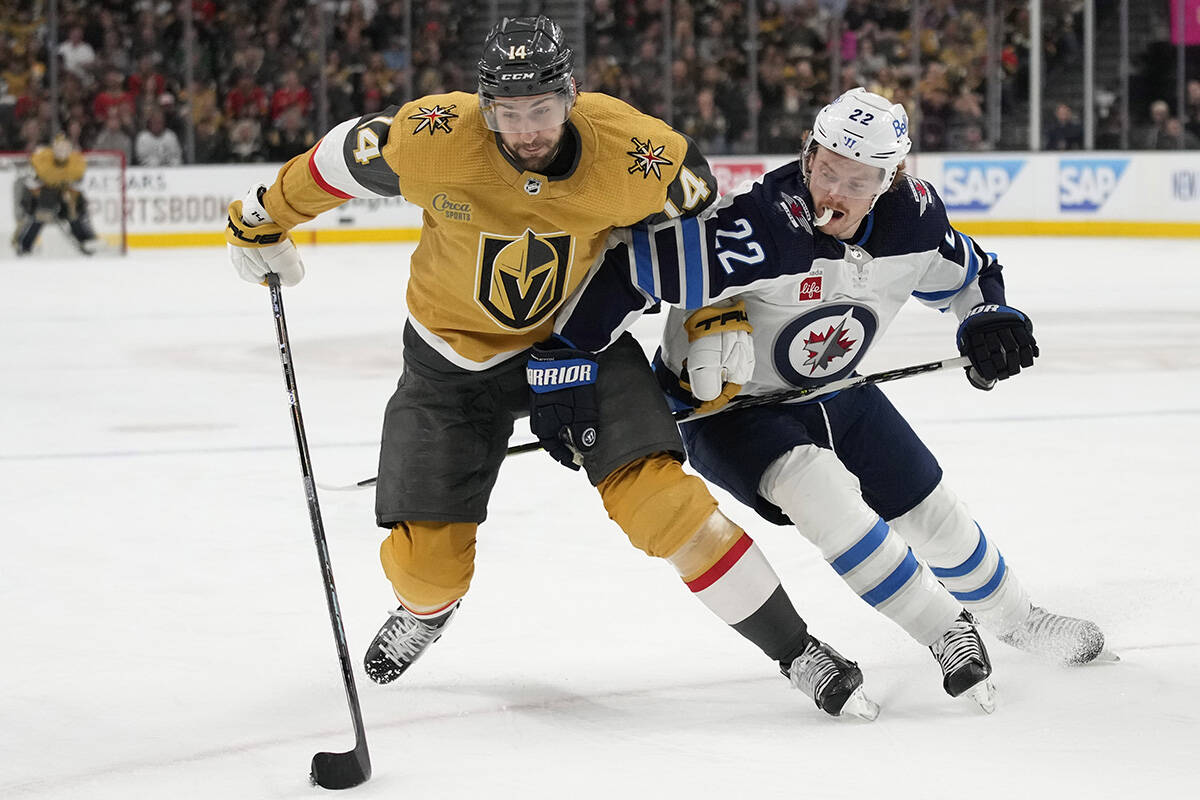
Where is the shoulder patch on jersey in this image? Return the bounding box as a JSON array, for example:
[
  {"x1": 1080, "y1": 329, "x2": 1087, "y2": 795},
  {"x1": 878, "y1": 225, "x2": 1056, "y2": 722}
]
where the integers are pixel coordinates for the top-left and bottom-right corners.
[
  {"x1": 409, "y1": 104, "x2": 459, "y2": 135},
  {"x1": 904, "y1": 175, "x2": 937, "y2": 217},
  {"x1": 777, "y1": 192, "x2": 814, "y2": 234},
  {"x1": 626, "y1": 137, "x2": 674, "y2": 180}
]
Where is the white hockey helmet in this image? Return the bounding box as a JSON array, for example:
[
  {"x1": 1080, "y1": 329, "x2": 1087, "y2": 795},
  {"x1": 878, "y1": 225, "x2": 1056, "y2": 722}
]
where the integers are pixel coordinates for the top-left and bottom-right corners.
[{"x1": 803, "y1": 87, "x2": 911, "y2": 206}]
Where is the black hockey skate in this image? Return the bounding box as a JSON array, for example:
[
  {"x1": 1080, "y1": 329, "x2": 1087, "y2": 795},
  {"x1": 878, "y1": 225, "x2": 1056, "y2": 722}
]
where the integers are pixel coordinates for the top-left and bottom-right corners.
[
  {"x1": 783, "y1": 635, "x2": 880, "y2": 720},
  {"x1": 930, "y1": 611, "x2": 996, "y2": 712},
  {"x1": 363, "y1": 601, "x2": 460, "y2": 685},
  {"x1": 998, "y1": 605, "x2": 1110, "y2": 665}
]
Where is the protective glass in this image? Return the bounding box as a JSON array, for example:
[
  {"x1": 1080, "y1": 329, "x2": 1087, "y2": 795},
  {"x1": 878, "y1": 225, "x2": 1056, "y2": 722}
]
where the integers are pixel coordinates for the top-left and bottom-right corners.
[
  {"x1": 479, "y1": 89, "x2": 573, "y2": 133},
  {"x1": 807, "y1": 153, "x2": 886, "y2": 199}
]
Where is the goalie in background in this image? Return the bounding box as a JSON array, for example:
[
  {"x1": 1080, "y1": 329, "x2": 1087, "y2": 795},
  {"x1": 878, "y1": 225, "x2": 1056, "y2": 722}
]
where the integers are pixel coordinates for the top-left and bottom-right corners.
[{"x1": 13, "y1": 134, "x2": 100, "y2": 256}]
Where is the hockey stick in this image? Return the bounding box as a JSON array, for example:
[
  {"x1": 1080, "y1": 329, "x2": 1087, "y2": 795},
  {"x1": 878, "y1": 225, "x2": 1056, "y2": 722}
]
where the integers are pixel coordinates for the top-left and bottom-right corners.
[
  {"x1": 674, "y1": 354, "x2": 972, "y2": 422},
  {"x1": 335, "y1": 354, "x2": 969, "y2": 491},
  {"x1": 266, "y1": 274, "x2": 372, "y2": 790}
]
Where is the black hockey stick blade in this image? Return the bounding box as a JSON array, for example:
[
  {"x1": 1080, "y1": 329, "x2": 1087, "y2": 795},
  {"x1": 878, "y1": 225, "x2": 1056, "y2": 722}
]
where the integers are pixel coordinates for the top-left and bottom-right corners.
[{"x1": 311, "y1": 744, "x2": 372, "y2": 790}]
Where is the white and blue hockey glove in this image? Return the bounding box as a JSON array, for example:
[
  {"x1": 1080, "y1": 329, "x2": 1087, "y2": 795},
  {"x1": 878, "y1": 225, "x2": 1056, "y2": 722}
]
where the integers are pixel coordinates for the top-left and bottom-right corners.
[
  {"x1": 225, "y1": 183, "x2": 305, "y2": 287},
  {"x1": 527, "y1": 338, "x2": 599, "y2": 470},
  {"x1": 956, "y1": 304, "x2": 1039, "y2": 390}
]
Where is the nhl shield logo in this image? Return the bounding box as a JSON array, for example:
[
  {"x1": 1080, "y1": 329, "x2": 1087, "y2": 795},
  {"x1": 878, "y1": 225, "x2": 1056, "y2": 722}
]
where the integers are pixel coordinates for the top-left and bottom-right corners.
[
  {"x1": 772, "y1": 303, "x2": 879, "y2": 386},
  {"x1": 524, "y1": 177, "x2": 543, "y2": 195},
  {"x1": 476, "y1": 229, "x2": 573, "y2": 329}
]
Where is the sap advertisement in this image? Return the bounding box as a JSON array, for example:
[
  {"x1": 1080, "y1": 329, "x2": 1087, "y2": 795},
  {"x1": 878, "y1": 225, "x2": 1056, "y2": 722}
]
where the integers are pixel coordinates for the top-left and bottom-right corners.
[
  {"x1": 95, "y1": 152, "x2": 1197, "y2": 244},
  {"x1": 922, "y1": 152, "x2": 1200, "y2": 222}
]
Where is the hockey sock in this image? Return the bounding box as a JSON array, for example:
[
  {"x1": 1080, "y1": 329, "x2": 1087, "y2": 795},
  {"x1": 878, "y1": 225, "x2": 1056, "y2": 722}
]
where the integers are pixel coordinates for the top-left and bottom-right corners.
[
  {"x1": 761, "y1": 445, "x2": 962, "y2": 646},
  {"x1": 672, "y1": 512, "x2": 809, "y2": 665},
  {"x1": 890, "y1": 482, "x2": 1031, "y2": 633}
]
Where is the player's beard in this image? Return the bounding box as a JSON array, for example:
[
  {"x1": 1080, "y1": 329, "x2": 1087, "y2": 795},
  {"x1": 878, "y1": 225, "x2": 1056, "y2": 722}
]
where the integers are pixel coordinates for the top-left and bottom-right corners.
[{"x1": 502, "y1": 130, "x2": 563, "y2": 173}]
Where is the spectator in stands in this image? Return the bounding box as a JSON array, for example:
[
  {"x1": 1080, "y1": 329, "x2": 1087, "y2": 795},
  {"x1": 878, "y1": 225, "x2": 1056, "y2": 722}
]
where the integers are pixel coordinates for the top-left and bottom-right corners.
[
  {"x1": 1045, "y1": 102, "x2": 1083, "y2": 150},
  {"x1": 100, "y1": 27, "x2": 131, "y2": 76},
  {"x1": 680, "y1": 86, "x2": 730, "y2": 154},
  {"x1": 127, "y1": 54, "x2": 167, "y2": 101},
  {"x1": 1186, "y1": 79, "x2": 1200, "y2": 141},
  {"x1": 269, "y1": 70, "x2": 313, "y2": 122},
  {"x1": 227, "y1": 108, "x2": 264, "y2": 162},
  {"x1": 961, "y1": 122, "x2": 993, "y2": 151},
  {"x1": 134, "y1": 109, "x2": 183, "y2": 166},
  {"x1": 761, "y1": 83, "x2": 813, "y2": 153},
  {"x1": 92, "y1": 69, "x2": 135, "y2": 130},
  {"x1": 1142, "y1": 100, "x2": 1171, "y2": 149},
  {"x1": 57, "y1": 25, "x2": 97, "y2": 82},
  {"x1": 224, "y1": 72, "x2": 268, "y2": 123},
  {"x1": 193, "y1": 108, "x2": 229, "y2": 164},
  {"x1": 1155, "y1": 118, "x2": 1200, "y2": 151},
  {"x1": 266, "y1": 105, "x2": 316, "y2": 161},
  {"x1": 90, "y1": 107, "x2": 132, "y2": 164}
]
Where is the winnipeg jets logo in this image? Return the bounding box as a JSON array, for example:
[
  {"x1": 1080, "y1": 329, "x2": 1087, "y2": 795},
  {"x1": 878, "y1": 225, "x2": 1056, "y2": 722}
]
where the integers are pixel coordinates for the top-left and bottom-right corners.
[
  {"x1": 409, "y1": 104, "x2": 458, "y2": 135},
  {"x1": 772, "y1": 303, "x2": 879, "y2": 386},
  {"x1": 778, "y1": 192, "x2": 813, "y2": 234},
  {"x1": 907, "y1": 176, "x2": 934, "y2": 216},
  {"x1": 627, "y1": 137, "x2": 673, "y2": 180},
  {"x1": 802, "y1": 314, "x2": 857, "y2": 374}
]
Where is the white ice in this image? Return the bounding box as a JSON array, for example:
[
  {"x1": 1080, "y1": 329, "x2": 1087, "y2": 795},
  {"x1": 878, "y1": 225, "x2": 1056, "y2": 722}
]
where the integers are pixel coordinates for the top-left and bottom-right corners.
[{"x1": 2, "y1": 237, "x2": 1198, "y2": 799}]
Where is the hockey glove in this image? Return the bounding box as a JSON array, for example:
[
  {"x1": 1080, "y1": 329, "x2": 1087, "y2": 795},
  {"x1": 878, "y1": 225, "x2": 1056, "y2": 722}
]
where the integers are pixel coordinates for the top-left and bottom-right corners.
[
  {"x1": 225, "y1": 183, "x2": 305, "y2": 287},
  {"x1": 527, "y1": 338, "x2": 600, "y2": 470},
  {"x1": 956, "y1": 304, "x2": 1039, "y2": 390},
  {"x1": 681, "y1": 301, "x2": 754, "y2": 414}
]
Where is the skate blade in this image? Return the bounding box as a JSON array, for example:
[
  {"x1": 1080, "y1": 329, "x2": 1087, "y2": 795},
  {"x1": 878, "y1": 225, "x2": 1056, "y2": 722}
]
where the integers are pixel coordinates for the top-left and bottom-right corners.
[
  {"x1": 963, "y1": 679, "x2": 998, "y2": 714},
  {"x1": 1089, "y1": 649, "x2": 1120, "y2": 664},
  {"x1": 840, "y1": 687, "x2": 881, "y2": 721}
]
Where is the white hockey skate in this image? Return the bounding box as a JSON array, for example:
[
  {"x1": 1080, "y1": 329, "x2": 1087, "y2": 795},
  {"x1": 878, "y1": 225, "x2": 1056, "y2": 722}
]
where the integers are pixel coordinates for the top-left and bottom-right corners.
[
  {"x1": 997, "y1": 605, "x2": 1114, "y2": 665},
  {"x1": 785, "y1": 636, "x2": 880, "y2": 720},
  {"x1": 930, "y1": 611, "x2": 997, "y2": 713},
  {"x1": 363, "y1": 601, "x2": 460, "y2": 684}
]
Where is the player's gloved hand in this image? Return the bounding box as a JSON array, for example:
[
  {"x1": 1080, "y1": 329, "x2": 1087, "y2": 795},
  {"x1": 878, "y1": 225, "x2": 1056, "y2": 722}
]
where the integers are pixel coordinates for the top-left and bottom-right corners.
[
  {"x1": 526, "y1": 337, "x2": 600, "y2": 470},
  {"x1": 956, "y1": 303, "x2": 1039, "y2": 390},
  {"x1": 225, "y1": 183, "x2": 305, "y2": 287},
  {"x1": 681, "y1": 301, "x2": 754, "y2": 413}
]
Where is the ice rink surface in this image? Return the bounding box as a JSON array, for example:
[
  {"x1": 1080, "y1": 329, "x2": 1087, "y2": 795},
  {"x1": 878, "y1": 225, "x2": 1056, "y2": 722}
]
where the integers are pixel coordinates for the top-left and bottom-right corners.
[{"x1": 2, "y1": 236, "x2": 1198, "y2": 799}]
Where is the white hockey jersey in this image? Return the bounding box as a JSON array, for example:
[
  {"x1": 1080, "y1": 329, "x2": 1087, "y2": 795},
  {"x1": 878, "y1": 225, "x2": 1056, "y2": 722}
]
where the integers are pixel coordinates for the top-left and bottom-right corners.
[{"x1": 649, "y1": 162, "x2": 1008, "y2": 402}]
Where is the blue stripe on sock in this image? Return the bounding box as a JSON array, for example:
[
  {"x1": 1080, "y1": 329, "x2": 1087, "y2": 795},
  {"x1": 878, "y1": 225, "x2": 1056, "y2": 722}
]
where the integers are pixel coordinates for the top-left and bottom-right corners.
[
  {"x1": 830, "y1": 518, "x2": 889, "y2": 575},
  {"x1": 931, "y1": 523, "x2": 987, "y2": 578},
  {"x1": 861, "y1": 548, "x2": 920, "y2": 606},
  {"x1": 951, "y1": 553, "x2": 1007, "y2": 602}
]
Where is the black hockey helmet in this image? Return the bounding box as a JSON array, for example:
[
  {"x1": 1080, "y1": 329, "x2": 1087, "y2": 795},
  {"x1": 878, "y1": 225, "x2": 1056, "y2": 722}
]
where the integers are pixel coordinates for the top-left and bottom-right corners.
[{"x1": 478, "y1": 16, "x2": 576, "y2": 132}]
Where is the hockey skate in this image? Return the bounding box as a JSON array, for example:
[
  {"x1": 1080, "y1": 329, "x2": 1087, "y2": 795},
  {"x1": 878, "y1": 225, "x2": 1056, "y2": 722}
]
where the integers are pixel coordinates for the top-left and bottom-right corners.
[
  {"x1": 930, "y1": 611, "x2": 997, "y2": 713},
  {"x1": 363, "y1": 601, "x2": 460, "y2": 685},
  {"x1": 997, "y1": 605, "x2": 1113, "y2": 665},
  {"x1": 784, "y1": 635, "x2": 880, "y2": 720}
]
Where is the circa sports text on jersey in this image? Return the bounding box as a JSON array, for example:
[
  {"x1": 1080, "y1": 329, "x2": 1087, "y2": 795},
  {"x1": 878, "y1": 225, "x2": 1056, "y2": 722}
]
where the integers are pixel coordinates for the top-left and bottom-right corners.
[{"x1": 257, "y1": 91, "x2": 718, "y2": 371}]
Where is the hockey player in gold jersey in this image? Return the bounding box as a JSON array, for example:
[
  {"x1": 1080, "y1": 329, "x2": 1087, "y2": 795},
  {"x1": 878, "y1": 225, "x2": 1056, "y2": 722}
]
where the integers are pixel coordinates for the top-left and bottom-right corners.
[
  {"x1": 13, "y1": 134, "x2": 99, "y2": 255},
  {"x1": 225, "y1": 16, "x2": 877, "y2": 718}
]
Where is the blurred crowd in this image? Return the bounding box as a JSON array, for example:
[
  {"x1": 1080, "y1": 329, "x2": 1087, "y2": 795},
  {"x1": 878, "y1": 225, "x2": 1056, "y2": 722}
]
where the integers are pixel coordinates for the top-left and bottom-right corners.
[{"x1": 1, "y1": 0, "x2": 1197, "y2": 166}]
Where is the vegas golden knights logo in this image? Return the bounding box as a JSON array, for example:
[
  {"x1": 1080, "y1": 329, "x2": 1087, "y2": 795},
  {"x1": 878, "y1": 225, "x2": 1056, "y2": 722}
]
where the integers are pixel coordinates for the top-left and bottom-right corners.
[{"x1": 476, "y1": 229, "x2": 573, "y2": 328}]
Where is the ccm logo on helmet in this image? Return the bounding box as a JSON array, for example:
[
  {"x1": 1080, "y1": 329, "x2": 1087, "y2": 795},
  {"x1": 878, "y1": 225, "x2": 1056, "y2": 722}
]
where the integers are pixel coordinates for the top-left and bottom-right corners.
[{"x1": 503, "y1": 73, "x2": 536, "y2": 80}]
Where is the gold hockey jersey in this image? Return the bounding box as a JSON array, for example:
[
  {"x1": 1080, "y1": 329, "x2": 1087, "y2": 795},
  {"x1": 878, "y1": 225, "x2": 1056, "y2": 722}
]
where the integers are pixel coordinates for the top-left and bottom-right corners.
[
  {"x1": 261, "y1": 91, "x2": 716, "y2": 370},
  {"x1": 30, "y1": 147, "x2": 86, "y2": 189}
]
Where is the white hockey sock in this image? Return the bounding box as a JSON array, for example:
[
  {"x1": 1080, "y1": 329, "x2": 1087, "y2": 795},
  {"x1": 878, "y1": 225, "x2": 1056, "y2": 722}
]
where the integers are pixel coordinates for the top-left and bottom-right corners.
[
  {"x1": 891, "y1": 482, "x2": 1031, "y2": 633},
  {"x1": 761, "y1": 446, "x2": 960, "y2": 646}
]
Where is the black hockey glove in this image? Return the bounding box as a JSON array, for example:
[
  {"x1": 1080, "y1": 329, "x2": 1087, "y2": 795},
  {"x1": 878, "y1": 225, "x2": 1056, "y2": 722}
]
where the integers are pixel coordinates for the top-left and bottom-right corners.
[
  {"x1": 956, "y1": 304, "x2": 1039, "y2": 390},
  {"x1": 526, "y1": 338, "x2": 600, "y2": 470}
]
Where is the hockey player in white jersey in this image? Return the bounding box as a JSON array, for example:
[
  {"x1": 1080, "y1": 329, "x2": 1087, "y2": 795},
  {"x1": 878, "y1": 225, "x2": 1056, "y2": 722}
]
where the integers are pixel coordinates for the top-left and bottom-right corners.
[{"x1": 561, "y1": 88, "x2": 1109, "y2": 712}]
